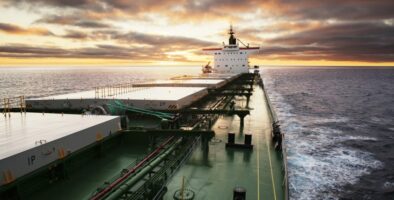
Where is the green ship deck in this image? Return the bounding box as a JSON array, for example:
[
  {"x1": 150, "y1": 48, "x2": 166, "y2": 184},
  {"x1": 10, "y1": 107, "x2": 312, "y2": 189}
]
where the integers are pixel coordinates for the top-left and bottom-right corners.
[
  {"x1": 1, "y1": 73, "x2": 287, "y2": 200},
  {"x1": 18, "y1": 134, "x2": 151, "y2": 200},
  {"x1": 164, "y1": 84, "x2": 285, "y2": 200}
]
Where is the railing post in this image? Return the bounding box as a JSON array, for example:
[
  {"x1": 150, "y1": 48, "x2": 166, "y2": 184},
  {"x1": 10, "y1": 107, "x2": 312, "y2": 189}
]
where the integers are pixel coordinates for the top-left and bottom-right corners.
[
  {"x1": 7, "y1": 98, "x2": 10, "y2": 117},
  {"x1": 19, "y1": 96, "x2": 23, "y2": 113},
  {"x1": 2, "y1": 98, "x2": 5, "y2": 117}
]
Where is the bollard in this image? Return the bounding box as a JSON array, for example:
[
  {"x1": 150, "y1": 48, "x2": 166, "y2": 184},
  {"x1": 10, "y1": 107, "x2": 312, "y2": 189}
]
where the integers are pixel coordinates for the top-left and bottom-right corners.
[
  {"x1": 244, "y1": 134, "x2": 252, "y2": 145},
  {"x1": 233, "y1": 187, "x2": 246, "y2": 200},
  {"x1": 228, "y1": 133, "x2": 235, "y2": 144}
]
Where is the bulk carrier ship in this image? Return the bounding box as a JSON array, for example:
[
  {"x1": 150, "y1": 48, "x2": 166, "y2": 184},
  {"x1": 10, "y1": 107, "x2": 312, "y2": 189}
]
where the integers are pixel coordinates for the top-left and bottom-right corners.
[{"x1": 0, "y1": 27, "x2": 288, "y2": 200}]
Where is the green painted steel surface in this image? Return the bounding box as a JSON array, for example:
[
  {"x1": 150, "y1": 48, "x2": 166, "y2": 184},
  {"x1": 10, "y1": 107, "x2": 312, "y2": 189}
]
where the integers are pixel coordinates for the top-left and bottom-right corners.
[
  {"x1": 25, "y1": 134, "x2": 150, "y2": 200},
  {"x1": 164, "y1": 86, "x2": 285, "y2": 200}
]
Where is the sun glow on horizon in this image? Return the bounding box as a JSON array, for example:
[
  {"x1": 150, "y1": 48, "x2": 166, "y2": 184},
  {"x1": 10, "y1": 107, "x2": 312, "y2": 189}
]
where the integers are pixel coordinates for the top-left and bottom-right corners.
[{"x1": 0, "y1": 1, "x2": 393, "y2": 67}]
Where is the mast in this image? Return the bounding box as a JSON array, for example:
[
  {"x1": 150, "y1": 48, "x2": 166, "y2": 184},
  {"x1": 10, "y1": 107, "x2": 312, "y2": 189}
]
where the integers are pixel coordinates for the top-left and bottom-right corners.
[{"x1": 228, "y1": 25, "x2": 237, "y2": 45}]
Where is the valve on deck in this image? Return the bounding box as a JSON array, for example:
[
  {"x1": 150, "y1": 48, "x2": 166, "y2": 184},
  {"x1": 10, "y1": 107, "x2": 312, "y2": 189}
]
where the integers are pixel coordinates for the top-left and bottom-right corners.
[
  {"x1": 173, "y1": 176, "x2": 195, "y2": 200},
  {"x1": 173, "y1": 188, "x2": 195, "y2": 200}
]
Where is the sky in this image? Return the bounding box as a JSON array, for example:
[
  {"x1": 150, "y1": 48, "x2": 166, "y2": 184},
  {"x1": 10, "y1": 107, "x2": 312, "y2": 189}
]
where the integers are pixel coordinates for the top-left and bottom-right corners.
[{"x1": 0, "y1": 0, "x2": 393, "y2": 66}]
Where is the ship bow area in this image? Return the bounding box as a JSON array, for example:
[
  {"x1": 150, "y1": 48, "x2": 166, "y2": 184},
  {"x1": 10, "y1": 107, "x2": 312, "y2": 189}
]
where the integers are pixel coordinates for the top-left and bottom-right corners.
[{"x1": 163, "y1": 73, "x2": 286, "y2": 200}]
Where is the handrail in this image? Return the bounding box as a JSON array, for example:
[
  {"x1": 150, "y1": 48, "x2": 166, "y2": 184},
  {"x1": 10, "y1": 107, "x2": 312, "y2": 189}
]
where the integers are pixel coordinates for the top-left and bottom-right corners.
[
  {"x1": 1, "y1": 96, "x2": 26, "y2": 117},
  {"x1": 94, "y1": 82, "x2": 140, "y2": 99},
  {"x1": 260, "y1": 77, "x2": 289, "y2": 200}
]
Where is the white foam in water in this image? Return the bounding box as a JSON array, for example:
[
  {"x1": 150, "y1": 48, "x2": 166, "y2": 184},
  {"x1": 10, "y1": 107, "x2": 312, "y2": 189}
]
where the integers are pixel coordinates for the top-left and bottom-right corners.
[
  {"x1": 370, "y1": 116, "x2": 394, "y2": 126},
  {"x1": 303, "y1": 115, "x2": 349, "y2": 125},
  {"x1": 370, "y1": 116, "x2": 382, "y2": 123},
  {"x1": 344, "y1": 136, "x2": 378, "y2": 141},
  {"x1": 264, "y1": 86, "x2": 383, "y2": 200},
  {"x1": 383, "y1": 181, "x2": 394, "y2": 190}
]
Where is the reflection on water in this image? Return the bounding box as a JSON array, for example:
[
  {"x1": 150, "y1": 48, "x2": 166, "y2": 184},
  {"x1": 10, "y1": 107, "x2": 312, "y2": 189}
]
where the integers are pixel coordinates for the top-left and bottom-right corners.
[{"x1": 0, "y1": 66, "x2": 200, "y2": 99}]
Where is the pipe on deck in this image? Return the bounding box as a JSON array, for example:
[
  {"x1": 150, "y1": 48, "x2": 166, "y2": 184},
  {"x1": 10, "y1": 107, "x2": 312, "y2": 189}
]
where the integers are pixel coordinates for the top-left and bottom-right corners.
[
  {"x1": 103, "y1": 139, "x2": 181, "y2": 200},
  {"x1": 90, "y1": 137, "x2": 176, "y2": 200}
]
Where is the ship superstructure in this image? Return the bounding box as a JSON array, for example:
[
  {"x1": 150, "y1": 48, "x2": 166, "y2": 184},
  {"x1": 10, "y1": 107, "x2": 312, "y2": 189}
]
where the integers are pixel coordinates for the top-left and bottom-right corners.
[{"x1": 203, "y1": 26, "x2": 260, "y2": 74}]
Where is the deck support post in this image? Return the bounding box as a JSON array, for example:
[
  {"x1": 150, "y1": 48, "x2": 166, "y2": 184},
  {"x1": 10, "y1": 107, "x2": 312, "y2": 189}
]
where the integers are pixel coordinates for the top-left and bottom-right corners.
[
  {"x1": 237, "y1": 113, "x2": 247, "y2": 128},
  {"x1": 246, "y1": 94, "x2": 251, "y2": 107},
  {"x1": 201, "y1": 136, "x2": 209, "y2": 160}
]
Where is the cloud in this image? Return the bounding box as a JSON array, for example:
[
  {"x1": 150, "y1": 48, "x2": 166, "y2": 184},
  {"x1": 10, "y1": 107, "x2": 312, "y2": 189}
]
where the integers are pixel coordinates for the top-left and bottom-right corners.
[
  {"x1": 35, "y1": 15, "x2": 78, "y2": 25},
  {"x1": 6, "y1": 1, "x2": 394, "y2": 27},
  {"x1": 0, "y1": 44, "x2": 151, "y2": 59},
  {"x1": 0, "y1": 23, "x2": 53, "y2": 36},
  {"x1": 62, "y1": 30, "x2": 89, "y2": 39},
  {"x1": 4, "y1": 0, "x2": 93, "y2": 7},
  {"x1": 0, "y1": 29, "x2": 214, "y2": 62},
  {"x1": 54, "y1": 29, "x2": 215, "y2": 48},
  {"x1": 2, "y1": 0, "x2": 394, "y2": 63},
  {"x1": 8, "y1": 0, "x2": 393, "y2": 21},
  {"x1": 269, "y1": 0, "x2": 394, "y2": 20},
  {"x1": 110, "y1": 31, "x2": 215, "y2": 47},
  {"x1": 0, "y1": 45, "x2": 67, "y2": 56},
  {"x1": 0, "y1": 42, "x2": 198, "y2": 63},
  {"x1": 36, "y1": 15, "x2": 112, "y2": 28},
  {"x1": 74, "y1": 21, "x2": 111, "y2": 28},
  {"x1": 260, "y1": 22, "x2": 394, "y2": 62}
]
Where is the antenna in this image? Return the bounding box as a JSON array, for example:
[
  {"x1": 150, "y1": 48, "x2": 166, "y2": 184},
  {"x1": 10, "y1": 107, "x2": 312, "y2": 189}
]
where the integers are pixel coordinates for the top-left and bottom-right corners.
[
  {"x1": 237, "y1": 38, "x2": 249, "y2": 48},
  {"x1": 229, "y1": 24, "x2": 234, "y2": 35}
]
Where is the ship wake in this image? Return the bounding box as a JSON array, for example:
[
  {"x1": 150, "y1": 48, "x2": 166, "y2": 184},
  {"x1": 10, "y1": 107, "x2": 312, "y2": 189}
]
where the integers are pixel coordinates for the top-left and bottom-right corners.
[{"x1": 264, "y1": 78, "x2": 383, "y2": 200}]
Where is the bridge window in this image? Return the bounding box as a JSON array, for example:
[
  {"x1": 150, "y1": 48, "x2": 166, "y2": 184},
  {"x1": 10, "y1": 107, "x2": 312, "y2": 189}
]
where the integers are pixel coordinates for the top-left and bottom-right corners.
[{"x1": 225, "y1": 65, "x2": 228, "y2": 67}]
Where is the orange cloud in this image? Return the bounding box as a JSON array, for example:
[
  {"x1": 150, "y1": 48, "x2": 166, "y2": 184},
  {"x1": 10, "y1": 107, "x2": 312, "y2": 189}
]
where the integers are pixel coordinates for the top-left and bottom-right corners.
[
  {"x1": 1, "y1": 0, "x2": 394, "y2": 65},
  {"x1": 0, "y1": 23, "x2": 53, "y2": 36}
]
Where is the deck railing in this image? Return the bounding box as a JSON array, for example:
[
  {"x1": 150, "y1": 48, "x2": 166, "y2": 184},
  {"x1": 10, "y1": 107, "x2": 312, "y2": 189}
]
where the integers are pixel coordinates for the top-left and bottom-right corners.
[
  {"x1": 1, "y1": 96, "x2": 26, "y2": 117},
  {"x1": 94, "y1": 83, "x2": 144, "y2": 99},
  {"x1": 260, "y1": 77, "x2": 290, "y2": 200}
]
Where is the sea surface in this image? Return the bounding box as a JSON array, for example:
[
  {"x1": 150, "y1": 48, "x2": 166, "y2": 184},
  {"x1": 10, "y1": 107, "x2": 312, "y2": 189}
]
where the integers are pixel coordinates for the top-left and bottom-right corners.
[
  {"x1": 0, "y1": 66, "x2": 200, "y2": 99},
  {"x1": 0, "y1": 66, "x2": 393, "y2": 199},
  {"x1": 262, "y1": 67, "x2": 394, "y2": 200}
]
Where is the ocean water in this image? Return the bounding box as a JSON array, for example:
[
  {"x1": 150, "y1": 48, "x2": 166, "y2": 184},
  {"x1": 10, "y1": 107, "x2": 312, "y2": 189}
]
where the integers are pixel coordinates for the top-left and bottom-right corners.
[
  {"x1": 0, "y1": 66, "x2": 200, "y2": 99},
  {"x1": 0, "y1": 66, "x2": 393, "y2": 199},
  {"x1": 262, "y1": 67, "x2": 394, "y2": 200}
]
